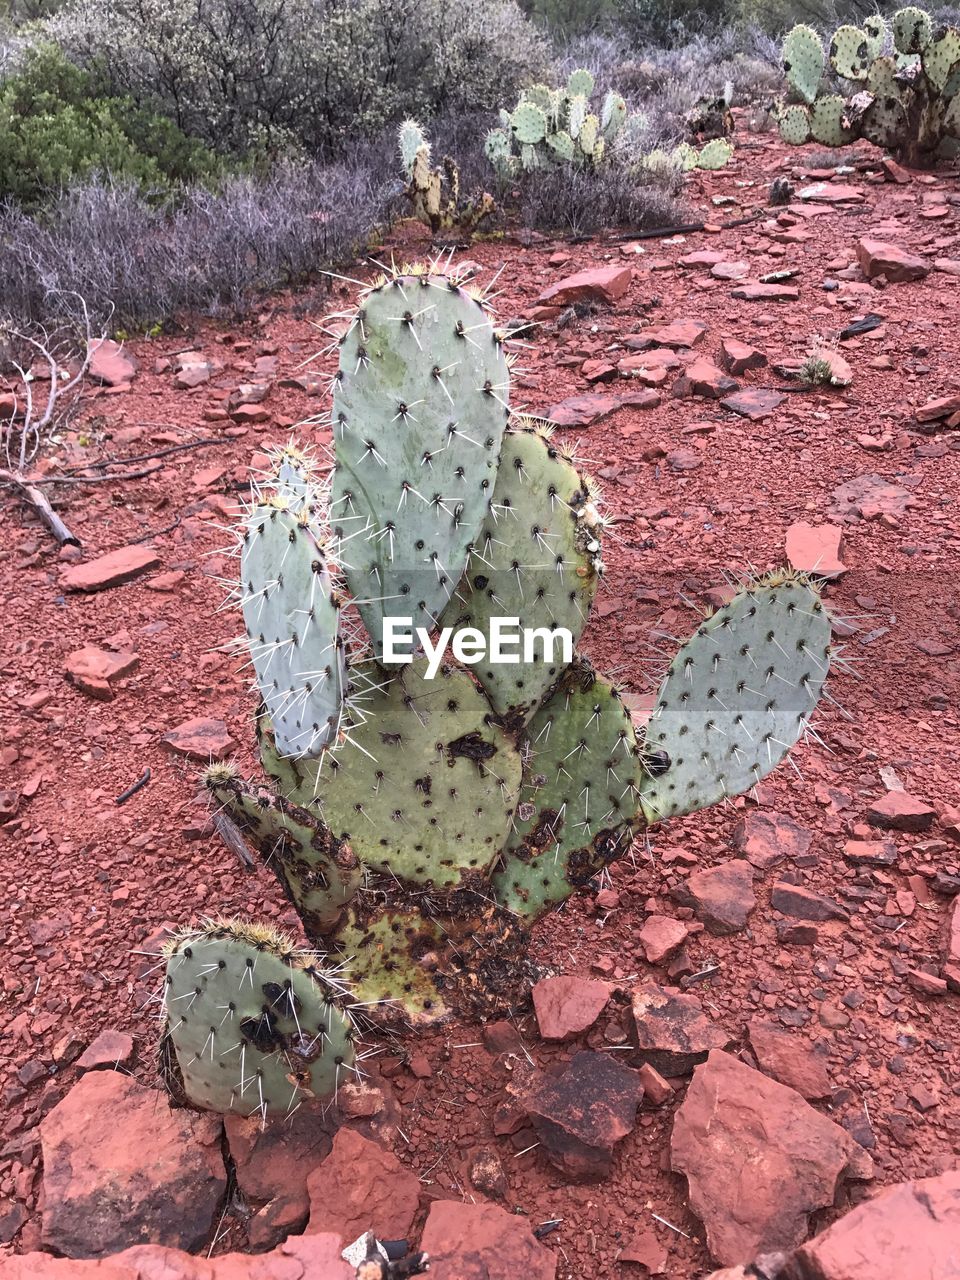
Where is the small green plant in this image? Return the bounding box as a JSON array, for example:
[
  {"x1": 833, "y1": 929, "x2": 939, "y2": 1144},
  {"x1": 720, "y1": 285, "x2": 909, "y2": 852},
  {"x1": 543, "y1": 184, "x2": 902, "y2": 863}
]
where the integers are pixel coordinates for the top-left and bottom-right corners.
[
  {"x1": 160, "y1": 259, "x2": 838, "y2": 1115},
  {"x1": 801, "y1": 354, "x2": 834, "y2": 385},
  {"x1": 397, "y1": 119, "x2": 494, "y2": 232},
  {"x1": 778, "y1": 10, "x2": 960, "y2": 167}
]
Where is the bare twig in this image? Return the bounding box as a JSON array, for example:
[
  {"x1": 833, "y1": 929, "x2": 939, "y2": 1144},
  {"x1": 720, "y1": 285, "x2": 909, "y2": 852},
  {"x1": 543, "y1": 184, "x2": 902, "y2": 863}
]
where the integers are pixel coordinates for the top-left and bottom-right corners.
[
  {"x1": 0, "y1": 467, "x2": 81, "y2": 545},
  {"x1": 58, "y1": 436, "x2": 224, "y2": 476},
  {"x1": 211, "y1": 809, "x2": 256, "y2": 870}
]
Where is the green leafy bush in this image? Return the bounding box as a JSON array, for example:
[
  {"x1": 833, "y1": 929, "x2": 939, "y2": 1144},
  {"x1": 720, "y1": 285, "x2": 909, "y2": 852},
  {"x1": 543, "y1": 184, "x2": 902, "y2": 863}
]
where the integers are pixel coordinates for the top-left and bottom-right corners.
[
  {"x1": 0, "y1": 44, "x2": 220, "y2": 204},
  {"x1": 48, "y1": 0, "x2": 547, "y2": 158}
]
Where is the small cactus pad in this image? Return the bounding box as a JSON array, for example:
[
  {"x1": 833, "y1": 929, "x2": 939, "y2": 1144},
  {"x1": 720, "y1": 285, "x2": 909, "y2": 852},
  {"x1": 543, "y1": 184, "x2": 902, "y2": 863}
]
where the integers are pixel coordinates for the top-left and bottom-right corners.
[
  {"x1": 568, "y1": 93, "x2": 588, "y2": 139},
  {"x1": 524, "y1": 83, "x2": 555, "y2": 112},
  {"x1": 485, "y1": 127, "x2": 514, "y2": 173},
  {"x1": 330, "y1": 267, "x2": 509, "y2": 659},
  {"x1": 511, "y1": 102, "x2": 547, "y2": 144},
  {"x1": 546, "y1": 129, "x2": 576, "y2": 162},
  {"x1": 922, "y1": 27, "x2": 960, "y2": 92},
  {"x1": 439, "y1": 422, "x2": 603, "y2": 725},
  {"x1": 492, "y1": 662, "x2": 640, "y2": 922},
  {"x1": 867, "y1": 55, "x2": 898, "y2": 95},
  {"x1": 162, "y1": 920, "x2": 355, "y2": 1116},
  {"x1": 398, "y1": 119, "x2": 425, "y2": 175},
  {"x1": 638, "y1": 573, "x2": 832, "y2": 823},
  {"x1": 204, "y1": 770, "x2": 362, "y2": 936},
  {"x1": 601, "y1": 90, "x2": 627, "y2": 140},
  {"x1": 567, "y1": 67, "x2": 595, "y2": 98},
  {"x1": 697, "y1": 138, "x2": 735, "y2": 169},
  {"x1": 811, "y1": 94, "x2": 858, "y2": 145},
  {"x1": 783, "y1": 25, "x2": 825, "y2": 103},
  {"x1": 863, "y1": 14, "x2": 887, "y2": 58},
  {"x1": 859, "y1": 91, "x2": 907, "y2": 147},
  {"x1": 830, "y1": 25, "x2": 874, "y2": 80},
  {"x1": 240, "y1": 482, "x2": 344, "y2": 759},
  {"x1": 579, "y1": 113, "x2": 600, "y2": 156},
  {"x1": 893, "y1": 6, "x2": 932, "y2": 53},
  {"x1": 778, "y1": 103, "x2": 812, "y2": 144},
  {"x1": 261, "y1": 661, "x2": 522, "y2": 887}
]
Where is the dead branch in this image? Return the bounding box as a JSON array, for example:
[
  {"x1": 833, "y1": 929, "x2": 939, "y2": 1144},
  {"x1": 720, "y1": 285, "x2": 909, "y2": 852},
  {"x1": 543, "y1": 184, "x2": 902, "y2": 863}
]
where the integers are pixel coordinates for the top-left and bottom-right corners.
[{"x1": 0, "y1": 467, "x2": 81, "y2": 545}]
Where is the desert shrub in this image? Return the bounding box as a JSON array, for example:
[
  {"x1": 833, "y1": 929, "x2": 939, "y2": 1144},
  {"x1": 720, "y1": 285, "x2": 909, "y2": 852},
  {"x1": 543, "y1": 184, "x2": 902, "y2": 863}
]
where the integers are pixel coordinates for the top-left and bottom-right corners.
[
  {"x1": 48, "y1": 0, "x2": 547, "y2": 158},
  {"x1": 519, "y1": 0, "x2": 618, "y2": 35},
  {"x1": 0, "y1": 157, "x2": 395, "y2": 327},
  {"x1": 516, "y1": 156, "x2": 687, "y2": 235},
  {"x1": 0, "y1": 44, "x2": 220, "y2": 204}
]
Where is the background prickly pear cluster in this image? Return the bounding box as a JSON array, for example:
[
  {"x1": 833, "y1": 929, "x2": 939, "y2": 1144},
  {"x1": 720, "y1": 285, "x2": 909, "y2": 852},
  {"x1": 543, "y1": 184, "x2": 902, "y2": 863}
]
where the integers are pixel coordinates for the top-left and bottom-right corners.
[
  {"x1": 397, "y1": 119, "x2": 494, "y2": 232},
  {"x1": 778, "y1": 9, "x2": 960, "y2": 165},
  {"x1": 161, "y1": 259, "x2": 836, "y2": 1116}
]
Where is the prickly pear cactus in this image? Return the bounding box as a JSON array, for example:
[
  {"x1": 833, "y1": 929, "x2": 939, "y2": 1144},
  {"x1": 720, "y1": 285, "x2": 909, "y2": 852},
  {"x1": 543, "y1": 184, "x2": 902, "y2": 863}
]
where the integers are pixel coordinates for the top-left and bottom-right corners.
[
  {"x1": 161, "y1": 259, "x2": 837, "y2": 1072},
  {"x1": 398, "y1": 118, "x2": 494, "y2": 232},
  {"x1": 162, "y1": 920, "x2": 356, "y2": 1116},
  {"x1": 779, "y1": 8, "x2": 960, "y2": 166},
  {"x1": 331, "y1": 266, "x2": 509, "y2": 657}
]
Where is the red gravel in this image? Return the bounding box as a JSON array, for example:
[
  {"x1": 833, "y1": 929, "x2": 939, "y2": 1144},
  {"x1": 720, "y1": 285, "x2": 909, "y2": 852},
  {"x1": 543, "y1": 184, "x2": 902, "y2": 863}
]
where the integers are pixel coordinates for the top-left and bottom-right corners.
[{"x1": 3, "y1": 124, "x2": 960, "y2": 1275}]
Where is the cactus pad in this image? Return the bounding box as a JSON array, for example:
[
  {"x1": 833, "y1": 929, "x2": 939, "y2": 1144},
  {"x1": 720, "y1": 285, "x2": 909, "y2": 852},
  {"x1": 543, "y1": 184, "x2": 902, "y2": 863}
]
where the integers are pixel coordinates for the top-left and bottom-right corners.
[
  {"x1": 546, "y1": 129, "x2": 576, "y2": 162},
  {"x1": 673, "y1": 141, "x2": 699, "y2": 170},
  {"x1": 811, "y1": 94, "x2": 857, "y2": 145},
  {"x1": 830, "y1": 25, "x2": 873, "y2": 81},
  {"x1": 922, "y1": 27, "x2": 960, "y2": 92},
  {"x1": 162, "y1": 920, "x2": 356, "y2": 1116},
  {"x1": 579, "y1": 113, "x2": 599, "y2": 156},
  {"x1": 261, "y1": 661, "x2": 522, "y2": 888},
  {"x1": 485, "y1": 127, "x2": 514, "y2": 175},
  {"x1": 511, "y1": 102, "x2": 547, "y2": 144},
  {"x1": 601, "y1": 90, "x2": 627, "y2": 140},
  {"x1": 440, "y1": 423, "x2": 602, "y2": 726},
  {"x1": 638, "y1": 573, "x2": 832, "y2": 823},
  {"x1": 398, "y1": 119, "x2": 425, "y2": 175},
  {"x1": 893, "y1": 6, "x2": 932, "y2": 53},
  {"x1": 331, "y1": 267, "x2": 509, "y2": 659},
  {"x1": 567, "y1": 67, "x2": 595, "y2": 98},
  {"x1": 568, "y1": 93, "x2": 588, "y2": 139},
  {"x1": 697, "y1": 138, "x2": 735, "y2": 169},
  {"x1": 783, "y1": 25, "x2": 825, "y2": 103},
  {"x1": 863, "y1": 15, "x2": 887, "y2": 58},
  {"x1": 778, "y1": 103, "x2": 812, "y2": 144},
  {"x1": 524, "y1": 83, "x2": 555, "y2": 112},
  {"x1": 492, "y1": 663, "x2": 640, "y2": 922}
]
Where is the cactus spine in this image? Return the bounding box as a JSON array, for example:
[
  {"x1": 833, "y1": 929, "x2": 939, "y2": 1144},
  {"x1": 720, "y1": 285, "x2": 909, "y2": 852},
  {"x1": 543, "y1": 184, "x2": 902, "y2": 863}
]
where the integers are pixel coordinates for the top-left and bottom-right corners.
[{"x1": 160, "y1": 259, "x2": 838, "y2": 1111}]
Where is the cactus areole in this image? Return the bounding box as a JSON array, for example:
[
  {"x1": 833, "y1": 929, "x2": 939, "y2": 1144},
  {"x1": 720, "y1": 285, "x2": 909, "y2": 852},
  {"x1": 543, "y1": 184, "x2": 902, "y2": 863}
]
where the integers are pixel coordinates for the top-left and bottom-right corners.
[{"x1": 160, "y1": 261, "x2": 839, "y2": 1113}]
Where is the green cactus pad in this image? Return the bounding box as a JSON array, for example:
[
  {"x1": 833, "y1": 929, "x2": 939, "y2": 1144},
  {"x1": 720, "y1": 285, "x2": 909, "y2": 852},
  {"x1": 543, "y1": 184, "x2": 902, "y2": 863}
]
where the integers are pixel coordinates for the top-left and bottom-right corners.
[
  {"x1": 863, "y1": 14, "x2": 887, "y2": 58},
  {"x1": 261, "y1": 661, "x2": 522, "y2": 888},
  {"x1": 778, "y1": 102, "x2": 812, "y2": 144},
  {"x1": 638, "y1": 572, "x2": 832, "y2": 823},
  {"x1": 546, "y1": 129, "x2": 576, "y2": 162},
  {"x1": 398, "y1": 119, "x2": 425, "y2": 176},
  {"x1": 673, "y1": 141, "x2": 699, "y2": 170},
  {"x1": 331, "y1": 267, "x2": 509, "y2": 660},
  {"x1": 162, "y1": 920, "x2": 356, "y2": 1116},
  {"x1": 204, "y1": 770, "x2": 362, "y2": 936},
  {"x1": 511, "y1": 101, "x2": 548, "y2": 144},
  {"x1": 439, "y1": 423, "x2": 602, "y2": 726},
  {"x1": 568, "y1": 93, "x2": 588, "y2": 139},
  {"x1": 811, "y1": 94, "x2": 858, "y2": 145},
  {"x1": 492, "y1": 663, "x2": 640, "y2": 923},
  {"x1": 524, "y1": 83, "x2": 555, "y2": 112},
  {"x1": 579, "y1": 113, "x2": 600, "y2": 156},
  {"x1": 567, "y1": 67, "x2": 595, "y2": 98},
  {"x1": 830, "y1": 25, "x2": 874, "y2": 81},
  {"x1": 945, "y1": 90, "x2": 960, "y2": 134},
  {"x1": 240, "y1": 489, "x2": 344, "y2": 759},
  {"x1": 922, "y1": 27, "x2": 960, "y2": 92},
  {"x1": 697, "y1": 138, "x2": 735, "y2": 169},
  {"x1": 520, "y1": 143, "x2": 543, "y2": 170},
  {"x1": 783, "y1": 25, "x2": 825, "y2": 104},
  {"x1": 485, "y1": 127, "x2": 514, "y2": 174},
  {"x1": 867, "y1": 55, "x2": 899, "y2": 95},
  {"x1": 859, "y1": 91, "x2": 908, "y2": 147},
  {"x1": 601, "y1": 90, "x2": 627, "y2": 140},
  {"x1": 893, "y1": 6, "x2": 932, "y2": 53}
]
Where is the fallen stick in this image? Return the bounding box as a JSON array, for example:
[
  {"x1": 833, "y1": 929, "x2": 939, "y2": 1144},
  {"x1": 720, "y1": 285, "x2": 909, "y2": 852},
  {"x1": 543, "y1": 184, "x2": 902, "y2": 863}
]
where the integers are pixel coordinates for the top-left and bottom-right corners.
[
  {"x1": 116, "y1": 768, "x2": 151, "y2": 805},
  {"x1": 0, "y1": 468, "x2": 81, "y2": 546}
]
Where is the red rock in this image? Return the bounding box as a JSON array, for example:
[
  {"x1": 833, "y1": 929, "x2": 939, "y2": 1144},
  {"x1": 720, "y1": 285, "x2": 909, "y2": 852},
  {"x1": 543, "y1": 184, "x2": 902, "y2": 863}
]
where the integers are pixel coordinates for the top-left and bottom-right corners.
[
  {"x1": 933, "y1": 257, "x2": 960, "y2": 277},
  {"x1": 616, "y1": 355, "x2": 671, "y2": 385},
  {"x1": 720, "y1": 338, "x2": 767, "y2": 374},
  {"x1": 732, "y1": 810, "x2": 813, "y2": 871},
  {"x1": 786, "y1": 1170, "x2": 960, "y2": 1280},
  {"x1": 857, "y1": 237, "x2": 931, "y2": 282},
  {"x1": 771, "y1": 883, "x2": 849, "y2": 922},
  {"x1": 731, "y1": 283, "x2": 801, "y2": 301},
  {"x1": 666, "y1": 447, "x2": 702, "y2": 471},
  {"x1": 162, "y1": 717, "x2": 234, "y2": 760},
  {"x1": 87, "y1": 339, "x2": 138, "y2": 387},
  {"x1": 64, "y1": 647, "x2": 139, "y2": 701},
  {"x1": 711, "y1": 260, "x2": 751, "y2": 280},
  {"x1": 420, "y1": 1199, "x2": 556, "y2": 1280},
  {"x1": 40, "y1": 1070, "x2": 225, "y2": 1256},
  {"x1": 61, "y1": 546, "x2": 161, "y2": 592},
  {"x1": 721, "y1": 388, "x2": 784, "y2": 420},
  {"x1": 907, "y1": 968, "x2": 948, "y2": 996},
  {"x1": 866, "y1": 790, "x2": 936, "y2": 833},
  {"x1": 747, "y1": 1021, "x2": 831, "y2": 1099},
  {"x1": 672, "y1": 358, "x2": 739, "y2": 399},
  {"x1": 225, "y1": 1104, "x2": 333, "y2": 1249},
  {"x1": 798, "y1": 182, "x2": 864, "y2": 203},
  {"x1": 7, "y1": 1235, "x2": 352, "y2": 1278},
  {"x1": 174, "y1": 362, "x2": 216, "y2": 388},
  {"x1": 812, "y1": 348, "x2": 853, "y2": 387},
  {"x1": 545, "y1": 389, "x2": 659, "y2": 426},
  {"x1": 620, "y1": 1229, "x2": 668, "y2": 1271},
  {"x1": 915, "y1": 393, "x2": 960, "y2": 423},
  {"x1": 829, "y1": 474, "x2": 914, "y2": 522},
  {"x1": 881, "y1": 157, "x2": 912, "y2": 184},
  {"x1": 532, "y1": 975, "x2": 612, "y2": 1041},
  {"x1": 146, "y1": 571, "x2": 186, "y2": 592},
  {"x1": 674, "y1": 860, "x2": 757, "y2": 935},
  {"x1": 637, "y1": 1062, "x2": 674, "y2": 1105},
  {"x1": 227, "y1": 382, "x2": 270, "y2": 409},
  {"x1": 75, "y1": 1030, "x2": 134, "y2": 1072},
  {"x1": 679, "y1": 250, "x2": 726, "y2": 267},
  {"x1": 521, "y1": 1050, "x2": 642, "y2": 1181},
  {"x1": 627, "y1": 318, "x2": 707, "y2": 349},
  {"x1": 581, "y1": 359, "x2": 617, "y2": 383},
  {"x1": 638, "y1": 914, "x2": 697, "y2": 964},
  {"x1": 483, "y1": 1020, "x2": 522, "y2": 1056},
  {"x1": 278, "y1": 373, "x2": 325, "y2": 396},
  {"x1": 786, "y1": 522, "x2": 846, "y2": 578},
  {"x1": 230, "y1": 404, "x2": 271, "y2": 424},
  {"x1": 842, "y1": 838, "x2": 897, "y2": 867},
  {"x1": 538, "y1": 265, "x2": 632, "y2": 306},
  {"x1": 671, "y1": 1050, "x2": 872, "y2": 1266},
  {"x1": 946, "y1": 898, "x2": 960, "y2": 968},
  {"x1": 305, "y1": 1126, "x2": 419, "y2": 1244},
  {"x1": 630, "y1": 982, "x2": 732, "y2": 1076}
]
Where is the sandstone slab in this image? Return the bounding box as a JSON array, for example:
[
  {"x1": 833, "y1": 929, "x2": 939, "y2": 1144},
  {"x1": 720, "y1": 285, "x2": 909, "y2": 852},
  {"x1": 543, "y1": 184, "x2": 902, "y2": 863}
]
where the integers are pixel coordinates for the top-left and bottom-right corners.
[
  {"x1": 631, "y1": 982, "x2": 732, "y2": 1076},
  {"x1": 538, "y1": 265, "x2": 632, "y2": 306},
  {"x1": 732, "y1": 811, "x2": 813, "y2": 871},
  {"x1": 421, "y1": 1199, "x2": 556, "y2": 1280},
  {"x1": 61, "y1": 547, "x2": 160, "y2": 593},
  {"x1": 305, "y1": 1126, "x2": 419, "y2": 1245},
  {"x1": 532, "y1": 976, "x2": 612, "y2": 1041}
]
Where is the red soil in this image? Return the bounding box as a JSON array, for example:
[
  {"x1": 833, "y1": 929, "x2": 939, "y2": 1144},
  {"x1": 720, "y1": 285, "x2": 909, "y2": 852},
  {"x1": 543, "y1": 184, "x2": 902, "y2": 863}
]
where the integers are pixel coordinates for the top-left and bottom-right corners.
[{"x1": 3, "y1": 125, "x2": 960, "y2": 1276}]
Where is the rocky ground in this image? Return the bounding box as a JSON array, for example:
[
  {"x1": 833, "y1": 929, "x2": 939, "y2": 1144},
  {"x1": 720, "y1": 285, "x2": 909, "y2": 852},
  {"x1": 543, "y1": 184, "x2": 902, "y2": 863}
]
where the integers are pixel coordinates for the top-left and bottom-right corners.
[{"x1": 2, "y1": 118, "x2": 960, "y2": 1279}]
